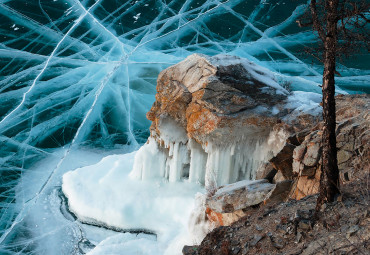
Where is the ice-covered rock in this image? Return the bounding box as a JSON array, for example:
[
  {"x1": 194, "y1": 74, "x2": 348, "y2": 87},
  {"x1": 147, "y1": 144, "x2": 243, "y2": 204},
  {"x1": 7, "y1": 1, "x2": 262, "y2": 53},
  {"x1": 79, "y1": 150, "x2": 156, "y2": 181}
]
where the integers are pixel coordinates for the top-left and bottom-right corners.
[
  {"x1": 131, "y1": 54, "x2": 292, "y2": 188},
  {"x1": 147, "y1": 54, "x2": 289, "y2": 145},
  {"x1": 206, "y1": 179, "x2": 276, "y2": 213}
]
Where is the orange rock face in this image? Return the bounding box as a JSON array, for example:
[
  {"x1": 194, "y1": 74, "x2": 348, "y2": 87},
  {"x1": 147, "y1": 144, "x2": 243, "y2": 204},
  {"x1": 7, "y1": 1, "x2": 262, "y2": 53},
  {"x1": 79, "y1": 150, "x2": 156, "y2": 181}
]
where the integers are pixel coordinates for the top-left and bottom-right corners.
[
  {"x1": 147, "y1": 54, "x2": 289, "y2": 145},
  {"x1": 205, "y1": 207, "x2": 249, "y2": 227},
  {"x1": 133, "y1": 54, "x2": 299, "y2": 188}
]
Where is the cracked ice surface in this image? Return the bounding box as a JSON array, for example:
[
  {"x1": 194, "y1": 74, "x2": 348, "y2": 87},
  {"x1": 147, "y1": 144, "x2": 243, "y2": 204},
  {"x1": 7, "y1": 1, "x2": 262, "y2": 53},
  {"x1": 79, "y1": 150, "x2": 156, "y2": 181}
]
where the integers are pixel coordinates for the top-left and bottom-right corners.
[{"x1": 0, "y1": 0, "x2": 369, "y2": 254}]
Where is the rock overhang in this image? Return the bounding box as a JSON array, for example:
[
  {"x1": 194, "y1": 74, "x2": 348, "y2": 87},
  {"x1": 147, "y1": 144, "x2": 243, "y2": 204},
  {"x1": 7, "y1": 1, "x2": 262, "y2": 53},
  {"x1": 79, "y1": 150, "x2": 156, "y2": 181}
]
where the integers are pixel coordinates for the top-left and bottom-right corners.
[
  {"x1": 132, "y1": 54, "x2": 298, "y2": 187},
  {"x1": 148, "y1": 53, "x2": 290, "y2": 145}
]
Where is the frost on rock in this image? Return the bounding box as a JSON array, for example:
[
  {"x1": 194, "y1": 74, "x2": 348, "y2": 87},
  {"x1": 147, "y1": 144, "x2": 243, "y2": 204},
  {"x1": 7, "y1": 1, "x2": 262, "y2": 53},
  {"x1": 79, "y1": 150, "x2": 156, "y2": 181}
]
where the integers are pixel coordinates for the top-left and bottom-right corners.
[
  {"x1": 206, "y1": 179, "x2": 276, "y2": 213},
  {"x1": 131, "y1": 54, "x2": 291, "y2": 189}
]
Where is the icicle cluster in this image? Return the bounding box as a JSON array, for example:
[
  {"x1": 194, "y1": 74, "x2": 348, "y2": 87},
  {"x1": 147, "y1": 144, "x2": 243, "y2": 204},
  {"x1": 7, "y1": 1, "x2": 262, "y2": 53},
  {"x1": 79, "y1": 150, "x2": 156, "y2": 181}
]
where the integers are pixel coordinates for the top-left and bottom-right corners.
[{"x1": 131, "y1": 119, "x2": 288, "y2": 187}]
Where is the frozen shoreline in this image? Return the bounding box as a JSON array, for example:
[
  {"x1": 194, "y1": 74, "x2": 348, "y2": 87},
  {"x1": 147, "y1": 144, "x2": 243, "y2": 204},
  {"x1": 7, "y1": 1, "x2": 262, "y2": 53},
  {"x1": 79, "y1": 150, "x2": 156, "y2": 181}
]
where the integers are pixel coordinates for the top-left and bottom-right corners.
[{"x1": 62, "y1": 151, "x2": 205, "y2": 255}]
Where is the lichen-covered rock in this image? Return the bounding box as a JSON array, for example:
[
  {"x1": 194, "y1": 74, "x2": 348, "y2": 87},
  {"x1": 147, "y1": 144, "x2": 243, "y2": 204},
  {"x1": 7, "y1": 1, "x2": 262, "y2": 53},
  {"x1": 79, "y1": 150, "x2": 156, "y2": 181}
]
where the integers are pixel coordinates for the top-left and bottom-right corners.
[
  {"x1": 302, "y1": 141, "x2": 321, "y2": 167},
  {"x1": 205, "y1": 208, "x2": 249, "y2": 227},
  {"x1": 293, "y1": 95, "x2": 369, "y2": 199},
  {"x1": 148, "y1": 54, "x2": 289, "y2": 145},
  {"x1": 204, "y1": 179, "x2": 276, "y2": 226},
  {"x1": 132, "y1": 54, "x2": 292, "y2": 187},
  {"x1": 246, "y1": 94, "x2": 370, "y2": 201},
  {"x1": 183, "y1": 94, "x2": 369, "y2": 253},
  {"x1": 278, "y1": 94, "x2": 370, "y2": 200}
]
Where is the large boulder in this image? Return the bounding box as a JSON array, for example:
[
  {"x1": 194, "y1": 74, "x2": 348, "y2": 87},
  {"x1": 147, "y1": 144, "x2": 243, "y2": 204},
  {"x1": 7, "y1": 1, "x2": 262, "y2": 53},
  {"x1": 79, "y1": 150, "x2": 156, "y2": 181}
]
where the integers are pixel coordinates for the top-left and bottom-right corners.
[
  {"x1": 131, "y1": 54, "x2": 292, "y2": 187},
  {"x1": 147, "y1": 54, "x2": 289, "y2": 145}
]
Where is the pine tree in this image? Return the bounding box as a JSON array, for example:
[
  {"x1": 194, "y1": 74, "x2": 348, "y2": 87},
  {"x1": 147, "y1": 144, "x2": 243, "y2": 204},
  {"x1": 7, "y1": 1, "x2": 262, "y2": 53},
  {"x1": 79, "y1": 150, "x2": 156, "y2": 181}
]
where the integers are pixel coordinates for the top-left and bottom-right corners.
[{"x1": 304, "y1": 0, "x2": 369, "y2": 210}]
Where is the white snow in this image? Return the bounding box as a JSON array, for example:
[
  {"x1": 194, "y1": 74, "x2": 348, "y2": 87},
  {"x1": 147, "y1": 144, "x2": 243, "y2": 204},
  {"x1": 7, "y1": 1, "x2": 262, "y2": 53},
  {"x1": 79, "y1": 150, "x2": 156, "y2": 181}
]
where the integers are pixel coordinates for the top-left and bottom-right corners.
[
  {"x1": 87, "y1": 233, "x2": 159, "y2": 255},
  {"x1": 207, "y1": 54, "x2": 289, "y2": 95},
  {"x1": 62, "y1": 151, "x2": 204, "y2": 255},
  {"x1": 285, "y1": 91, "x2": 323, "y2": 117}
]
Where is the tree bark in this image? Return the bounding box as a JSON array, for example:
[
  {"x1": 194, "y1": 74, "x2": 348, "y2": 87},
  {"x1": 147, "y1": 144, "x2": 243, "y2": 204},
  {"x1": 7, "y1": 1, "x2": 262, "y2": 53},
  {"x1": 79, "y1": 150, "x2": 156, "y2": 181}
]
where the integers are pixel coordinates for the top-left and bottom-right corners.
[{"x1": 316, "y1": 0, "x2": 340, "y2": 211}]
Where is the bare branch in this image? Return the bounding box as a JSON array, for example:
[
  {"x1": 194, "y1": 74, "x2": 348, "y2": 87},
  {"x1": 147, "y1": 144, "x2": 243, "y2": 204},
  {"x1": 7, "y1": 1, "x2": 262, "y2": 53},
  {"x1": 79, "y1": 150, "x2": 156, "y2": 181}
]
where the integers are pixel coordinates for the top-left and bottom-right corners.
[
  {"x1": 296, "y1": 20, "x2": 313, "y2": 27},
  {"x1": 310, "y1": 0, "x2": 326, "y2": 41}
]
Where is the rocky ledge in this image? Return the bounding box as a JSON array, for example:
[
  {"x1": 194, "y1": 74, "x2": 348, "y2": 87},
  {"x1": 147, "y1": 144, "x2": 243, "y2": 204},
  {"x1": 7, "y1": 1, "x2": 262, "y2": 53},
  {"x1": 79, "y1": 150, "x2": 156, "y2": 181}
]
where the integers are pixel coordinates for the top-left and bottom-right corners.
[
  {"x1": 197, "y1": 94, "x2": 369, "y2": 230},
  {"x1": 269, "y1": 94, "x2": 369, "y2": 199}
]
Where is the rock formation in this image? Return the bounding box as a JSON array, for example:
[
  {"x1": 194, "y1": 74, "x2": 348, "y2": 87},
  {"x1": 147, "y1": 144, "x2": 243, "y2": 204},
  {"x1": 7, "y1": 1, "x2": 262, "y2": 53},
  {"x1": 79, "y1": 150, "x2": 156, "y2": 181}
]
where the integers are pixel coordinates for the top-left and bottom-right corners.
[
  {"x1": 199, "y1": 94, "x2": 369, "y2": 228},
  {"x1": 183, "y1": 94, "x2": 369, "y2": 254},
  {"x1": 128, "y1": 54, "x2": 369, "y2": 251},
  {"x1": 292, "y1": 94, "x2": 369, "y2": 199},
  {"x1": 131, "y1": 54, "x2": 292, "y2": 188},
  {"x1": 267, "y1": 94, "x2": 369, "y2": 200},
  {"x1": 205, "y1": 179, "x2": 276, "y2": 227}
]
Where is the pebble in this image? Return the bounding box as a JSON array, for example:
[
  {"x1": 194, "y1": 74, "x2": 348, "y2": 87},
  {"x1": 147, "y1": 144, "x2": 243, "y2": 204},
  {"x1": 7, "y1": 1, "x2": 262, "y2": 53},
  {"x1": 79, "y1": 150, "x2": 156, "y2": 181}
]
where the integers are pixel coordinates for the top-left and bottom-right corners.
[
  {"x1": 182, "y1": 246, "x2": 198, "y2": 255},
  {"x1": 298, "y1": 220, "x2": 312, "y2": 231},
  {"x1": 295, "y1": 232, "x2": 303, "y2": 243},
  {"x1": 250, "y1": 234, "x2": 264, "y2": 246},
  {"x1": 232, "y1": 247, "x2": 241, "y2": 254},
  {"x1": 242, "y1": 243, "x2": 249, "y2": 255},
  {"x1": 267, "y1": 232, "x2": 285, "y2": 249},
  {"x1": 276, "y1": 223, "x2": 293, "y2": 234},
  {"x1": 255, "y1": 224, "x2": 263, "y2": 231},
  {"x1": 346, "y1": 225, "x2": 359, "y2": 238}
]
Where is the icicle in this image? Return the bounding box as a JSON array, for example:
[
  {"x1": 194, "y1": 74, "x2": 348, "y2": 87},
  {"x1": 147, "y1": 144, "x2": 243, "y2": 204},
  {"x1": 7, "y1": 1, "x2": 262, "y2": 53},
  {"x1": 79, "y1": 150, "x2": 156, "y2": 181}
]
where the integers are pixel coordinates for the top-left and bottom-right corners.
[
  {"x1": 132, "y1": 125, "x2": 289, "y2": 189},
  {"x1": 188, "y1": 139, "x2": 207, "y2": 185}
]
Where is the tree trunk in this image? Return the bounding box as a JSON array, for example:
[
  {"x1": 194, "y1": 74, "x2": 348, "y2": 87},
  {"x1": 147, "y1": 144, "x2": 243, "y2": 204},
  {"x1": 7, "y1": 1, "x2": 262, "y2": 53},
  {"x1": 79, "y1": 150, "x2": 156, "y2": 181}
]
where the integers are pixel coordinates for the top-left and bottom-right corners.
[{"x1": 316, "y1": 0, "x2": 340, "y2": 211}]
